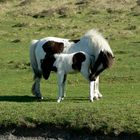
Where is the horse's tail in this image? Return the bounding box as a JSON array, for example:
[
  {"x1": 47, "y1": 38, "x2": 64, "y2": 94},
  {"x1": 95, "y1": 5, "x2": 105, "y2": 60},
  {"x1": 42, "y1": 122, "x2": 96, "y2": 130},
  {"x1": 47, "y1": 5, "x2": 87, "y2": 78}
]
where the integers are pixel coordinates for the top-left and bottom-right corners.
[{"x1": 30, "y1": 40, "x2": 42, "y2": 79}]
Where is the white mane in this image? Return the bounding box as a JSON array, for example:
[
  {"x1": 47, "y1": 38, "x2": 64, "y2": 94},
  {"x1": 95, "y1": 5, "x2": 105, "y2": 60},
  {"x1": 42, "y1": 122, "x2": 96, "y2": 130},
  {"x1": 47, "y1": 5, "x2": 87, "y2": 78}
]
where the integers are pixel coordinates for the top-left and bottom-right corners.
[{"x1": 83, "y1": 29, "x2": 114, "y2": 55}]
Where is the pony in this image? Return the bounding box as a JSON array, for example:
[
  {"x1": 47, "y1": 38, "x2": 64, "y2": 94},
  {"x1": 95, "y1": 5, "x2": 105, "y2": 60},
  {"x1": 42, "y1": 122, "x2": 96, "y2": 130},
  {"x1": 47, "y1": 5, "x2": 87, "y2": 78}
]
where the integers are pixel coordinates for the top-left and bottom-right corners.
[
  {"x1": 41, "y1": 51, "x2": 92, "y2": 103},
  {"x1": 29, "y1": 29, "x2": 114, "y2": 101}
]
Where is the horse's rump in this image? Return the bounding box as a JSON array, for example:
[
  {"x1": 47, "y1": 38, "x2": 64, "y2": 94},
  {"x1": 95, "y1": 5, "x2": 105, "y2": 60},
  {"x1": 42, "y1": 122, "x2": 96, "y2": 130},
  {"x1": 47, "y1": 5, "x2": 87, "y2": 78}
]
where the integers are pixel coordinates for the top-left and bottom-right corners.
[{"x1": 30, "y1": 40, "x2": 42, "y2": 79}]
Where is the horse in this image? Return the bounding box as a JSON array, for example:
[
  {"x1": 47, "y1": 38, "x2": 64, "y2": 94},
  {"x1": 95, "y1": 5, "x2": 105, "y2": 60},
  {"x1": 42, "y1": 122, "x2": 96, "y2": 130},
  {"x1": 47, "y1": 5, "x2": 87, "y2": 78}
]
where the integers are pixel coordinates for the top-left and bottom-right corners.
[
  {"x1": 29, "y1": 29, "x2": 114, "y2": 101},
  {"x1": 41, "y1": 51, "x2": 92, "y2": 102}
]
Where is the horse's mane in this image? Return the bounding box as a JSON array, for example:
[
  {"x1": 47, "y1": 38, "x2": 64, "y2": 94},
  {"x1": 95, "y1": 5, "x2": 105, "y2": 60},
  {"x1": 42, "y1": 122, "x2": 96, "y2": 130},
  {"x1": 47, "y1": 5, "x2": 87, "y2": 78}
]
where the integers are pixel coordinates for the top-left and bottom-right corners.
[{"x1": 82, "y1": 29, "x2": 114, "y2": 56}]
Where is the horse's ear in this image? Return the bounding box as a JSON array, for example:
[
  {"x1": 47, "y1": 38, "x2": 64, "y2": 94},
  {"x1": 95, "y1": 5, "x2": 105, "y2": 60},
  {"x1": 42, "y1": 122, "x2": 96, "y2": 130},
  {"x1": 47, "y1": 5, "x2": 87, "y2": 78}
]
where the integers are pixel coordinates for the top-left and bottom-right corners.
[{"x1": 42, "y1": 41, "x2": 64, "y2": 54}]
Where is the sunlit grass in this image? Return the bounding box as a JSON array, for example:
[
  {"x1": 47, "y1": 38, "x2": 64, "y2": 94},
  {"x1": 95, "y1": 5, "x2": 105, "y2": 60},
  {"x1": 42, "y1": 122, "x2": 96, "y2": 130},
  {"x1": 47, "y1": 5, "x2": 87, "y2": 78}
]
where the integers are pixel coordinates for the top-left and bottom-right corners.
[{"x1": 0, "y1": 0, "x2": 140, "y2": 136}]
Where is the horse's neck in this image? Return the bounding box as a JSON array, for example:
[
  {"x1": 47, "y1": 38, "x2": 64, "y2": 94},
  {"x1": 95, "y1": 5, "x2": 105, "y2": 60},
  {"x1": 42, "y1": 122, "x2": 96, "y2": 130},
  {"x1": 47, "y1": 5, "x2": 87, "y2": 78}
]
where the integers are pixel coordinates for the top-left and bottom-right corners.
[
  {"x1": 66, "y1": 41, "x2": 99, "y2": 58},
  {"x1": 65, "y1": 41, "x2": 86, "y2": 53}
]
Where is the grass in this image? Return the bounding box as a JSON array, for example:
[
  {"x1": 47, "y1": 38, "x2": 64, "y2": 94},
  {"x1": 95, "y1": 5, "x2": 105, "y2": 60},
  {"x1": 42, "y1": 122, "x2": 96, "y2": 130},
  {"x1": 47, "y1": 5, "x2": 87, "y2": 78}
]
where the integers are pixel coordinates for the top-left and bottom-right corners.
[{"x1": 0, "y1": 0, "x2": 140, "y2": 137}]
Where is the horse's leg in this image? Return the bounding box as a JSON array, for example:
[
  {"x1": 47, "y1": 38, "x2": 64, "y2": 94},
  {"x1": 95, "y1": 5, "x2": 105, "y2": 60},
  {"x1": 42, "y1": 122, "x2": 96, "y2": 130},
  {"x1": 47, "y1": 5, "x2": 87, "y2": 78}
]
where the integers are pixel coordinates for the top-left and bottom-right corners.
[
  {"x1": 90, "y1": 78, "x2": 100, "y2": 101},
  {"x1": 61, "y1": 74, "x2": 67, "y2": 100},
  {"x1": 95, "y1": 76, "x2": 102, "y2": 99},
  {"x1": 57, "y1": 72, "x2": 65, "y2": 103},
  {"x1": 80, "y1": 67, "x2": 95, "y2": 102},
  {"x1": 32, "y1": 75, "x2": 43, "y2": 100},
  {"x1": 90, "y1": 81, "x2": 95, "y2": 102}
]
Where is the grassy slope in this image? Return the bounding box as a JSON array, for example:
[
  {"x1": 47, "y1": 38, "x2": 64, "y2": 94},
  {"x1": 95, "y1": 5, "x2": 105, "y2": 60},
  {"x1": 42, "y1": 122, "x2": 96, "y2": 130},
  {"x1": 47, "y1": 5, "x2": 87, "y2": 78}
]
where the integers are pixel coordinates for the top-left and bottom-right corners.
[{"x1": 0, "y1": 0, "x2": 140, "y2": 136}]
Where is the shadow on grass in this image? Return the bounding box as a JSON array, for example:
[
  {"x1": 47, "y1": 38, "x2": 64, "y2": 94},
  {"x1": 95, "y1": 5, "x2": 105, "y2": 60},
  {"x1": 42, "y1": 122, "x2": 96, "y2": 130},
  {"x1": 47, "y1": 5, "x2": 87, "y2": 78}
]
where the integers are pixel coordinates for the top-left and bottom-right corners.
[
  {"x1": 130, "y1": 41, "x2": 140, "y2": 44},
  {"x1": 0, "y1": 95, "x2": 39, "y2": 102},
  {"x1": 0, "y1": 95, "x2": 88, "y2": 102}
]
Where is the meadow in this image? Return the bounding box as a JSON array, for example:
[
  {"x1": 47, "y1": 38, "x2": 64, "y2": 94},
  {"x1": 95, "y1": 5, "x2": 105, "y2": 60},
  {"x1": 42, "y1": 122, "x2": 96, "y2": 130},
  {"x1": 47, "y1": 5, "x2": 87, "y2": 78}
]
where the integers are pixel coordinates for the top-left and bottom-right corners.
[{"x1": 0, "y1": 0, "x2": 140, "y2": 138}]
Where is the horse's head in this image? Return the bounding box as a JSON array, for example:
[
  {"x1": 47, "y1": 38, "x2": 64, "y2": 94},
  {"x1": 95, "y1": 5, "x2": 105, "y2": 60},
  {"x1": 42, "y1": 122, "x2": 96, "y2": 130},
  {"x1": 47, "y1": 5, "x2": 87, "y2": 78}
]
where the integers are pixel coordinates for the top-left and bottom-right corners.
[{"x1": 89, "y1": 50, "x2": 114, "y2": 81}]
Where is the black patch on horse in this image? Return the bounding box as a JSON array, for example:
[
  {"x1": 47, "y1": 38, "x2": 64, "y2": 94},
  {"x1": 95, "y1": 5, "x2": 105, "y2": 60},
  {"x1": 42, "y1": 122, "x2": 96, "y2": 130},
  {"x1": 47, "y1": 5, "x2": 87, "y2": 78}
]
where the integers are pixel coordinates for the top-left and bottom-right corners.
[
  {"x1": 41, "y1": 55, "x2": 56, "y2": 80},
  {"x1": 42, "y1": 41, "x2": 64, "y2": 55},
  {"x1": 72, "y1": 52, "x2": 86, "y2": 71},
  {"x1": 41, "y1": 40, "x2": 64, "y2": 80},
  {"x1": 89, "y1": 50, "x2": 114, "y2": 81},
  {"x1": 70, "y1": 39, "x2": 80, "y2": 43},
  {"x1": 102, "y1": 51, "x2": 114, "y2": 68}
]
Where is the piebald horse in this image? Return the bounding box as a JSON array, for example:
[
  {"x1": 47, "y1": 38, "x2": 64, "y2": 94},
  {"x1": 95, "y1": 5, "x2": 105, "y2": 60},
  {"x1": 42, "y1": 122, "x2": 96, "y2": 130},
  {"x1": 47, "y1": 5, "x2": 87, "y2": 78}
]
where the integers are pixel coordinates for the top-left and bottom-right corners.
[{"x1": 30, "y1": 29, "x2": 114, "y2": 102}]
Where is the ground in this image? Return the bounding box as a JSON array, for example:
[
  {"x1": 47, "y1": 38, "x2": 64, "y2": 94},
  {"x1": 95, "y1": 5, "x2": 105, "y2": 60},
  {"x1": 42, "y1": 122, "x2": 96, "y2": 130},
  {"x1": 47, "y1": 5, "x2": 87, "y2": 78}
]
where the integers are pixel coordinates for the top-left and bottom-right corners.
[{"x1": 0, "y1": 0, "x2": 140, "y2": 139}]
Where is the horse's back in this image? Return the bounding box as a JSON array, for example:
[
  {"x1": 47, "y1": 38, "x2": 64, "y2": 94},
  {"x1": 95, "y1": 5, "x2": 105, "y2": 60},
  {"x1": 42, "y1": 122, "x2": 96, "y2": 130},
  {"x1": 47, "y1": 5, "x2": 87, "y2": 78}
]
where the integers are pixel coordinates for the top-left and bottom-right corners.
[{"x1": 30, "y1": 37, "x2": 72, "y2": 73}]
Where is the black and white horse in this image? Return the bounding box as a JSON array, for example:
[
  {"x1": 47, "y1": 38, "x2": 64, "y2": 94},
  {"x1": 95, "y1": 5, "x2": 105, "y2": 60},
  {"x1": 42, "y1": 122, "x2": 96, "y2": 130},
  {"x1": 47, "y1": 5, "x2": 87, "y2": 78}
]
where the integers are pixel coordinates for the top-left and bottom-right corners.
[
  {"x1": 30, "y1": 29, "x2": 114, "y2": 102},
  {"x1": 41, "y1": 51, "x2": 92, "y2": 102}
]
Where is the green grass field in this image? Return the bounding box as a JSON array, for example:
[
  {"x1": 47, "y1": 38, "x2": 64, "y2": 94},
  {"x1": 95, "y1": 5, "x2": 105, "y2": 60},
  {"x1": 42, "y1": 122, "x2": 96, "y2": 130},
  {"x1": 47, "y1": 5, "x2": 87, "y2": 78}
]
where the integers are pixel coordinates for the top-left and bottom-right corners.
[{"x1": 0, "y1": 0, "x2": 140, "y2": 137}]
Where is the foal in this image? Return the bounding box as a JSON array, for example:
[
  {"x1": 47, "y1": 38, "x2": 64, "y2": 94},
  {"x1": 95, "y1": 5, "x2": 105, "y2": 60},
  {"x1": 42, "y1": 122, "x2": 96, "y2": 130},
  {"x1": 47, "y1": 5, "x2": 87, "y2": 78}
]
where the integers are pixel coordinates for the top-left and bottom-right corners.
[{"x1": 41, "y1": 51, "x2": 92, "y2": 103}]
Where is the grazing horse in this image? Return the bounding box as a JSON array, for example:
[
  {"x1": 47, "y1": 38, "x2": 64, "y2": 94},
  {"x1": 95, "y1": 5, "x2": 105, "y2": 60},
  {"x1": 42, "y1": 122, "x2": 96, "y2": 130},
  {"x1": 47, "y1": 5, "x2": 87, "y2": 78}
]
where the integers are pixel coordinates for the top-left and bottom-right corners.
[
  {"x1": 29, "y1": 29, "x2": 114, "y2": 101},
  {"x1": 41, "y1": 51, "x2": 92, "y2": 102}
]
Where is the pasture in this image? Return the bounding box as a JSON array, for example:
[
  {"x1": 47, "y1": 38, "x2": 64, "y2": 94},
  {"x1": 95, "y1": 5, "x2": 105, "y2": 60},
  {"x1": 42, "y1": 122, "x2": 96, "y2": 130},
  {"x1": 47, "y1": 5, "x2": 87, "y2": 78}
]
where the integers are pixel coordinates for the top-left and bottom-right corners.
[{"x1": 0, "y1": 0, "x2": 140, "y2": 139}]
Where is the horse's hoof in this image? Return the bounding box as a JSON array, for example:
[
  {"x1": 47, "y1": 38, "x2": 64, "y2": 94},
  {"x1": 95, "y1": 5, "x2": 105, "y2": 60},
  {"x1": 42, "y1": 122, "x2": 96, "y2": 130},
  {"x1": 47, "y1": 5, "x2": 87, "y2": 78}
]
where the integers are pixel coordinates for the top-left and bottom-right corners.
[
  {"x1": 98, "y1": 95, "x2": 103, "y2": 99},
  {"x1": 57, "y1": 97, "x2": 62, "y2": 103},
  {"x1": 93, "y1": 97, "x2": 99, "y2": 100},
  {"x1": 36, "y1": 96, "x2": 44, "y2": 101},
  {"x1": 57, "y1": 99, "x2": 61, "y2": 103},
  {"x1": 90, "y1": 98, "x2": 94, "y2": 102},
  {"x1": 98, "y1": 96, "x2": 102, "y2": 99}
]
